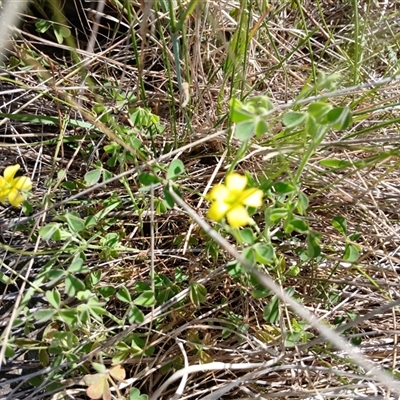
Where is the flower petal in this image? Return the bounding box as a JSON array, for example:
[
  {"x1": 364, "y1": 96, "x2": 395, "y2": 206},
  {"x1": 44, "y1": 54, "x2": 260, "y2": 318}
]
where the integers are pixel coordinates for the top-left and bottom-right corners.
[
  {"x1": 0, "y1": 177, "x2": 10, "y2": 203},
  {"x1": 3, "y1": 164, "x2": 20, "y2": 182},
  {"x1": 207, "y1": 184, "x2": 229, "y2": 201},
  {"x1": 225, "y1": 173, "x2": 247, "y2": 192},
  {"x1": 13, "y1": 176, "x2": 32, "y2": 191},
  {"x1": 207, "y1": 200, "x2": 229, "y2": 222},
  {"x1": 0, "y1": 189, "x2": 9, "y2": 204},
  {"x1": 7, "y1": 188, "x2": 24, "y2": 207},
  {"x1": 226, "y1": 205, "x2": 249, "y2": 228},
  {"x1": 242, "y1": 188, "x2": 263, "y2": 208}
]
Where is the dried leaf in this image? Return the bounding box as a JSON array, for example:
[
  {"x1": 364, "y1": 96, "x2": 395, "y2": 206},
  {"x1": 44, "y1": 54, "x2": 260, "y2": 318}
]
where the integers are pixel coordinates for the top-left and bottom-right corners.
[
  {"x1": 109, "y1": 365, "x2": 126, "y2": 381},
  {"x1": 86, "y1": 375, "x2": 108, "y2": 400}
]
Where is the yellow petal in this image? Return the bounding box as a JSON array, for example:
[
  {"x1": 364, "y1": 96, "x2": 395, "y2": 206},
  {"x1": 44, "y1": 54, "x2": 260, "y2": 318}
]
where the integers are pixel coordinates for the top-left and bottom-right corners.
[
  {"x1": 207, "y1": 201, "x2": 228, "y2": 222},
  {"x1": 13, "y1": 176, "x2": 32, "y2": 191},
  {"x1": 242, "y1": 188, "x2": 263, "y2": 208},
  {"x1": 226, "y1": 206, "x2": 249, "y2": 228},
  {"x1": 8, "y1": 188, "x2": 24, "y2": 207},
  {"x1": 225, "y1": 173, "x2": 247, "y2": 192},
  {"x1": 207, "y1": 184, "x2": 229, "y2": 201},
  {"x1": 0, "y1": 176, "x2": 11, "y2": 203},
  {"x1": 3, "y1": 164, "x2": 20, "y2": 182},
  {"x1": 0, "y1": 188, "x2": 9, "y2": 204}
]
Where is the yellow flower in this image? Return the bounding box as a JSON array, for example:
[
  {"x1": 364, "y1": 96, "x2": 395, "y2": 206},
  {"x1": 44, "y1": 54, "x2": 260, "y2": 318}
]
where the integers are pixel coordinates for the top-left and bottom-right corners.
[
  {"x1": 207, "y1": 173, "x2": 263, "y2": 228},
  {"x1": 0, "y1": 164, "x2": 32, "y2": 207}
]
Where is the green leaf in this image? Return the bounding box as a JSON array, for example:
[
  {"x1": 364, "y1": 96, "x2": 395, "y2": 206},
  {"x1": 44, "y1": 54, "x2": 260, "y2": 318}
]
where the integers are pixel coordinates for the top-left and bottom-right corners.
[
  {"x1": 253, "y1": 243, "x2": 274, "y2": 264},
  {"x1": 351, "y1": 336, "x2": 362, "y2": 346},
  {"x1": 349, "y1": 232, "x2": 361, "y2": 241},
  {"x1": 164, "y1": 185, "x2": 181, "y2": 209},
  {"x1": 307, "y1": 102, "x2": 332, "y2": 121},
  {"x1": 305, "y1": 114, "x2": 321, "y2": 140},
  {"x1": 47, "y1": 269, "x2": 64, "y2": 285},
  {"x1": 84, "y1": 169, "x2": 102, "y2": 186},
  {"x1": 53, "y1": 25, "x2": 71, "y2": 44},
  {"x1": 46, "y1": 289, "x2": 61, "y2": 309},
  {"x1": 234, "y1": 120, "x2": 255, "y2": 141},
  {"x1": 39, "y1": 348, "x2": 50, "y2": 367},
  {"x1": 285, "y1": 330, "x2": 306, "y2": 347},
  {"x1": 58, "y1": 310, "x2": 77, "y2": 326},
  {"x1": 268, "y1": 208, "x2": 288, "y2": 223},
  {"x1": 87, "y1": 298, "x2": 107, "y2": 317},
  {"x1": 274, "y1": 181, "x2": 296, "y2": 194},
  {"x1": 0, "y1": 113, "x2": 97, "y2": 130},
  {"x1": 135, "y1": 282, "x2": 151, "y2": 292},
  {"x1": 255, "y1": 118, "x2": 269, "y2": 137},
  {"x1": 167, "y1": 159, "x2": 185, "y2": 180},
  {"x1": 128, "y1": 305, "x2": 145, "y2": 324},
  {"x1": 332, "y1": 216, "x2": 347, "y2": 235},
  {"x1": 112, "y1": 350, "x2": 130, "y2": 364},
  {"x1": 326, "y1": 107, "x2": 352, "y2": 130},
  {"x1": 226, "y1": 260, "x2": 245, "y2": 277},
  {"x1": 0, "y1": 271, "x2": 12, "y2": 285},
  {"x1": 238, "y1": 228, "x2": 254, "y2": 244},
  {"x1": 130, "y1": 387, "x2": 149, "y2": 400},
  {"x1": 91, "y1": 363, "x2": 107, "y2": 374},
  {"x1": 39, "y1": 223, "x2": 61, "y2": 241},
  {"x1": 87, "y1": 270, "x2": 101, "y2": 287},
  {"x1": 247, "y1": 96, "x2": 274, "y2": 111},
  {"x1": 344, "y1": 243, "x2": 359, "y2": 262},
  {"x1": 283, "y1": 112, "x2": 306, "y2": 128},
  {"x1": 62, "y1": 213, "x2": 85, "y2": 233},
  {"x1": 4, "y1": 345, "x2": 15, "y2": 358},
  {"x1": 28, "y1": 375, "x2": 44, "y2": 388},
  {"x1": 251, "y1": 287, "x2": 271, "y2": 299},
  {"x1": 133, "y1": 291, "x2": 156, "y2": 307},
  {"x1": 189, "y1": 282, "x2": 207, "y2": 307},
  {"x1": 34, "y1": 309, "x2": 56, "y2": 323},
  {"x1": 68, "y1": 257, "x2": 87, "y2": 273},
  {"x1": 315, "y1": 71, "x2": 340, "y2": 90},
  {"x1": 35, "y1": 19, "x2": 51, "y2": 33},
  {"x1": 285, "y1": 217, "x2": 308, "y2": 233},
  {"x1": 116, "y1": 287, "x2": 132, "y2": 303},
  {"x1": 229, "y1": 98, "x2": 253, "y2": 123},
  {"x1": 263, "y1": 295, "x2": 279, "y2": 323},
  {"x1": 139, "y1": 173, "x2": 160, "y2": 187},
  {"x1": 297, "y1": 192, "x2": 309, "y2": 215},
  {"x1": 65, "y1": 275, "x2": 85, "y2": 297},
  {"x1": 307, "y1": 231, "x2": 321, "y2": 258},
  {"x1": 97, "y1": 286, "x2": 116, "y2": 299},
  {"x1": 77, "y1": 290, "x2": 93, "y2": 301},
  {"x1": 287, "y1": 265, "x2": 300, "y2": 276},
  {"x1": 231, "y1": 107, "x2": 254, "y2": 123},
  {"x1": 242, "y1": 246, "x2": 255, "y2": 265}
]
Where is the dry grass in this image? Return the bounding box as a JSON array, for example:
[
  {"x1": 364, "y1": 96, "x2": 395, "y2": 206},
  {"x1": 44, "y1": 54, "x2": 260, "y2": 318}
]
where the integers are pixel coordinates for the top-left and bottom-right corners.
[{"x1": 1, "y1": 1, "x2": 400, "y2": 399}]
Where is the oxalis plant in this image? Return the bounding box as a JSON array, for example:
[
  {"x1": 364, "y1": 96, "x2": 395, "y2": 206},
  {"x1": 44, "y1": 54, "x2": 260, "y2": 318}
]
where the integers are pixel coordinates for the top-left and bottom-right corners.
[
  {"x1": 204, "y1": 72, "x2": 352, "y2": 289},
  {"x1": 0, "y1": 73, "x2": 359, "y2": 399}
]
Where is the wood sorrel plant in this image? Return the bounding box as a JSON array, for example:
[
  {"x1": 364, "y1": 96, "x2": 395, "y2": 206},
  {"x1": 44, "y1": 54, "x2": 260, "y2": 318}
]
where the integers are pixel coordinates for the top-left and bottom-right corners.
[{"x1": 211, "y1": 76, "x2": 354, "y2": 281}]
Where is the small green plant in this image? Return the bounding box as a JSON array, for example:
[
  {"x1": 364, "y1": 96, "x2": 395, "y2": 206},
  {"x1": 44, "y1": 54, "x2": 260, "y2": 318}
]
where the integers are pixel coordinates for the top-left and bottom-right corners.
[
  {"x1": 35, "y1": 19, "x2": 71, "y2": 44},
  {"x1": 285, "y1": 318, "x2": 314, "y2": 347}
]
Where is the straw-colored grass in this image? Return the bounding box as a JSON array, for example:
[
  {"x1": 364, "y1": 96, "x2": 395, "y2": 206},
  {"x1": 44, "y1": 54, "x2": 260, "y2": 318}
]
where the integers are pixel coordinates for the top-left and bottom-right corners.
[{"x1": 1, "y1": 1, "x2": 400, "y2": 399}]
